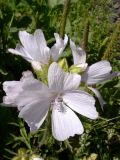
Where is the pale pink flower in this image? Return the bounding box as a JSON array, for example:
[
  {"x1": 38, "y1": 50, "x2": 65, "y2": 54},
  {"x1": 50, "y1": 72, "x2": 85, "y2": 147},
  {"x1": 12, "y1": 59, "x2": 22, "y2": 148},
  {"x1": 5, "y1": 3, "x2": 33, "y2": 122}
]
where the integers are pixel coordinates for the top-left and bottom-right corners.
[{"x1": 3, "y1": 62, "x2": 98, "y2": 141}]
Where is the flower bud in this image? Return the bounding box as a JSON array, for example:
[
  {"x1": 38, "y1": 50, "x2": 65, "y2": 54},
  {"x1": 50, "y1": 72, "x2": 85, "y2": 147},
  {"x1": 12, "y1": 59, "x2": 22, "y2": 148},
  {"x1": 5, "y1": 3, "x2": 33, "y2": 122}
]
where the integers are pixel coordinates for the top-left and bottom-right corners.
[
  {"x1": 30, "y1": 154, "x2": 44, "y2": 160},
  {"x1": 58, "y1": 58, "x2": 68, "y2": 72},
  {"x1": 69, "y1": 63, "x2": 88, "y2": 74}
]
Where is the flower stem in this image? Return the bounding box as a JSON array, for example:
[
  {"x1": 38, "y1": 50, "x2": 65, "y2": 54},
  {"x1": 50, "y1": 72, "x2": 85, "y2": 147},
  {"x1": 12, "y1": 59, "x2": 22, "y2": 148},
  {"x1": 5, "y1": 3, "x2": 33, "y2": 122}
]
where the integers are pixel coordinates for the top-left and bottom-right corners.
[
  {"x1": 60, "y1": 0, "x2": 71, "y2": 38},
  {"x1": 37, "y1": 109, "x2": 51, "y2": 148},
  {"x1": 82, "y1": 19, "x2": 90, "y2": 54},
  {"x1": 102, "y1": 20, "x2": 120, "y2": 60}
]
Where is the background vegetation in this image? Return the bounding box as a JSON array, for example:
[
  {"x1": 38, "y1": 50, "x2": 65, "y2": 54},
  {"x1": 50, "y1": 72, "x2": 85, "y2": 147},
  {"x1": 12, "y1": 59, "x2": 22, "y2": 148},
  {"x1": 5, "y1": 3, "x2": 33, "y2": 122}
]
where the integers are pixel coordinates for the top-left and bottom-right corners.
[{"x1": 0, "y1": 0, "x2": 120, "y2": 159}]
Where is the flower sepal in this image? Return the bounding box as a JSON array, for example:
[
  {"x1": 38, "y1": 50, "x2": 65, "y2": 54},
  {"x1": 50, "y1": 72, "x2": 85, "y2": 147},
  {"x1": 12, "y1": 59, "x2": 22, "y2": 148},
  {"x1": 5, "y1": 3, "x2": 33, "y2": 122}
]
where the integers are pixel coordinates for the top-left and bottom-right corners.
[
  {"x1": 34, "y1": 64, "x2": 49, "y2": 84},
  {"x1": 58, "y1": 58, "x2": 69, "y2": 72},
  {"x1": 30, "y1": 154, "x2": 43, "y2": 160},
  {"x1": 12, "y1": 148, "x2": 29, "y2": 160},
  {"x1": 69, "y1": 64, "x2": 86, "y2": 74}
]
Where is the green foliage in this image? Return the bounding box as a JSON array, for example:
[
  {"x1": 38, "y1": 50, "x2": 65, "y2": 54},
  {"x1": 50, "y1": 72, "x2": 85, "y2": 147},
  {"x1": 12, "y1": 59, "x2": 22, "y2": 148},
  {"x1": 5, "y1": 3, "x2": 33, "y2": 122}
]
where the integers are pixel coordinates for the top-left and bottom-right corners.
[{"x1": 0, "y1": 0, "x2": 120, "y2": 159}]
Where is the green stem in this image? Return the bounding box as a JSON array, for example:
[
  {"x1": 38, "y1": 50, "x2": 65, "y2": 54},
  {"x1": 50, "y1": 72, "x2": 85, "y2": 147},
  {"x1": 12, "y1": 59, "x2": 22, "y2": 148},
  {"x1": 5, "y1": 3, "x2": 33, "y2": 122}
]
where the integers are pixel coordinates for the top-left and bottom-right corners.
[
  {"x1": 93, "y1": 115, "x2": 120, "y2": 128},
  {"x1": 64, "y1": 140, "x2": 73, "y2": 153},
  {"x1": 60, "y1": 0, "x2": 71, "y2": 38},
  {"x1": 82, "y1": 19, "x2": 90, "y2": 53},
  {"x1": 37, "y1": 109, "x2": 51, "y2": 149},
  {"x1": 8, "y1": 13, "x2": 14, "y2": 29},
  {"x1": 19, "y1": 120, "x2": 32, "y2": 152},
  {"x1": 102, "y1": 20, "x2": 120, "y2": 60}
]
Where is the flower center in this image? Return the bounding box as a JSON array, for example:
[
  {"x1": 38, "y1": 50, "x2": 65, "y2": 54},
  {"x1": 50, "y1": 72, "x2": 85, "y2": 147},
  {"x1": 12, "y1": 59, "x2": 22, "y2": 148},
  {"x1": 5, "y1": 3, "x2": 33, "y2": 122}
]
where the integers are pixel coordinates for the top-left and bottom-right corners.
[{"x1": 51, "y1": 96, "x2": 66, "y2": 113}]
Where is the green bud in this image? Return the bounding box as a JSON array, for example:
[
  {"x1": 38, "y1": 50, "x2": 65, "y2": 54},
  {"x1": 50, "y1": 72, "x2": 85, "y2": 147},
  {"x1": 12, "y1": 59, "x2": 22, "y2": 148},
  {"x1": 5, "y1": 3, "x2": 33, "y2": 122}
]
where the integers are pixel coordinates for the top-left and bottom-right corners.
[
  {"x1": 12, "y1": 156, "x2": 20, "y2": 160},
  {"x1": 12, "y1": 148, "x2": 29, "y2": 160},
  {"x1": 33, "y1": 56, "x2": 53, "y2": 84},
  {"x1": 58, "y1": 58, "x2": 68, "y2": 72},
  {"x1": 87, "y1": 153, "x2": 98, "y2": 160},
  {"x1": 30, "y1": 154, "x2": 43, "y2": 160},
  {"x1": 69, "y1": 64, "x2": 87, "y2": 74},
  {"x1": 34, "y1": 64, "x2": 49, "y2": 84},
  {"x1": 18, "y1": 148, "x2": 27, "y2": 155},
  {"x1": 69, "y1": 65, "x2": 81, "y2": 74}
]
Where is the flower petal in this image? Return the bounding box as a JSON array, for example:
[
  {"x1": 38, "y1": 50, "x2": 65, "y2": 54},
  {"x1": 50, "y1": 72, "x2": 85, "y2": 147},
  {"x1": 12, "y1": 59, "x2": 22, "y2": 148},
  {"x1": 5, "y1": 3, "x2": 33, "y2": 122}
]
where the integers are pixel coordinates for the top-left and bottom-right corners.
[
  {"x1": 31, "y1": 61, "x2": 42, "y2": 71},
  {"x1": 19, "y1": 30, "x2": 35, "y2": 52},
  {"x1": 51, "y1": 33, "x2": 68, "y2": 61},
  {"x1": 8, "y1": 44, "x2": 33, "y2": 62},
  {"x1": 63, "y1": 91, "x2": 98, "y2": 119},
  {"x1": 19, "y1": 30, "x2": 38, "y2": 60},
  {"x1": 19, "y1": 30, "x2": 50, "y2": 64},
  {"x1": 48, "y1": 62, "x2": 81, "y2": 92},
  {"x1": 34, "y1": 29, "x2": 50, "y2": 64},
  {"x1": 3, "y1": 71, "x2": 51, "y2": 111},
  {"x1": 15, "y1": 71, "x2": 51, "y2": 108},
  {"x1": 81, "y1": 60, "x2": 117, "y2": 85},
  {"x1": 3, "y1": 81, "x2": 22, "y2": 106},
  {"x1": 88, "y1": 87, "x2": 106, "y2": 110},
  {"x1": 63, "y1": 72, "x2": 81, "y2": 91},
  {"x1": 3, "y1": 70, "x2": 51, "y2": 132},
  {"x1": 19, "y1": 99, "x2": 50, "y2": 132},
  {"x1": 70, "y1": 39, "x2": 86, "y2": 65},
  {"x1": 52, "y1": 102, "x2": 84, "y2": 141}
]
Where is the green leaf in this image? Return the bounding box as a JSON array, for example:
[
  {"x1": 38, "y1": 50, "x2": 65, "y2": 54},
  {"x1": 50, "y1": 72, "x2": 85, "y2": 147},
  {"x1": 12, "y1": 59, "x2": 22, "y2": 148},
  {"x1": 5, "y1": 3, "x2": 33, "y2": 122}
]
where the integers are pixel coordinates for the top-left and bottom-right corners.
[
  {"x1": 48, "y1": 0, "x2": 64, "y2": 8},
  {"x1": 4, "y1": 148, "x2": 17, "y2": 156},
  {"x1": 0, "y1": 69, "x2": 8, "y2": 75}
]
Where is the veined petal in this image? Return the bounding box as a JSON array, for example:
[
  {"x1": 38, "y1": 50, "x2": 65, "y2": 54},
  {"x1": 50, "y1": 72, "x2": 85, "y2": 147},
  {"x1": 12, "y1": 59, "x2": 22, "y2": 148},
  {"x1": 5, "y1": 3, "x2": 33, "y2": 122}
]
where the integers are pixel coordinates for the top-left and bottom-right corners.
[
  {"x1": 19, "y1": 30, "x2": 35, "y2": 52},
  {"x1": 3, "y1": 81, "x2": 22, "y2": 96},
  {"x1": 34, "y1": 29, "x2": 50, "y2": 64},
  {"x1": 70, "y1": 39, "x2": 86, "y2": 65},
  {"x1": 48, "y1": 62, "x2": 64, "y2": 92},
  {"x1": 81, "y1": 60, "x2": 115, "y2": 85},
  {"x1": 34, "y1": 29, "x2": 47, "y2": 47},
  {"x1": 8, "y1": 44, "x2": 33, "y2": 62},
  {"x1": 3, "y1": 81, "x2": 22, "y2": 106},
  {"x1": 19, "y1": 30, "x2": 38, "y2": 60},
  {"x1": 52, "y1": 102, "x2": 84, "y2": 141},
  {"x1": 51, "y1": 33, "x2": 68, "y2": 61},
  {"x1": 19, "y1": 30, "x2": 50, "y2": 64},
  {"x1": 48, "y1": 62, "x2": 81, "y2": 92},
  {"x1": 63, "y1": 73, "x2": 81, "y2": 90},
  {"x1": 63, "y1": 91, "x2": 98, "y2": 119},
  {"x1": 16, "y1": 71, "x2": 51, "y2": 108},
  {"x1": 3, "y1": 71, "x2": 51, "y2": 110},
  {"x1": 19, "y1": 99, "x2": 50, "y2": 132},
  {"x1": 20, "y1": 71, "x2": 48, "y2": 91},
  {"x1": 99, "y1": 72, "x2": 120, "y2": 81},
  {"x1": 88, "y1": 87, "x2": 106, "y2": 110}
]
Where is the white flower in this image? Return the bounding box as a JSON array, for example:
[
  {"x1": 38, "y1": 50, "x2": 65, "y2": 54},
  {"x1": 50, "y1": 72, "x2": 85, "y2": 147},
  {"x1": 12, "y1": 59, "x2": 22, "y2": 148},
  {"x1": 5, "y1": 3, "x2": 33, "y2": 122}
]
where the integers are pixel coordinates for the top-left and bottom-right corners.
[
  {"x1": 3, "y1": 62, "x2": 98, "y2": 141},
  {"x1": 8, "y1": 29, "x2": 68, "y2": 70},
  {"x1": 70, "y1": 39, "x2": 120, "y2": 108},
  {"x1": 70, "y1": 39, "x2": 120, "y2": 85}
]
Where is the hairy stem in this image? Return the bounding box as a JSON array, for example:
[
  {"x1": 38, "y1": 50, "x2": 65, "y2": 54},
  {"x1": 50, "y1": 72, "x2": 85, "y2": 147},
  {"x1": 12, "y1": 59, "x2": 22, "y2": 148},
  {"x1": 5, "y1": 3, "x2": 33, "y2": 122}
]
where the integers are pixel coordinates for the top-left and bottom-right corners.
[
  {"x1": 82, "y1": 19, "x2": 90, "y2": 53},
  {"x1": 102, "y1": 21, "x2": 120, "y2": 60},
  {"x1": 60, "y1": 0, "x2": 71, "y2": 38}
]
